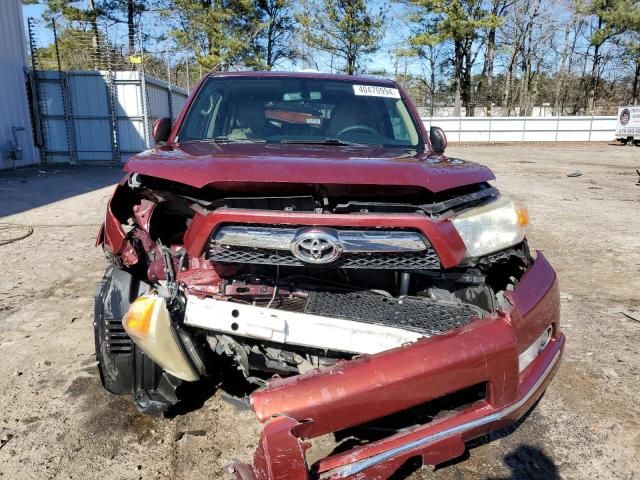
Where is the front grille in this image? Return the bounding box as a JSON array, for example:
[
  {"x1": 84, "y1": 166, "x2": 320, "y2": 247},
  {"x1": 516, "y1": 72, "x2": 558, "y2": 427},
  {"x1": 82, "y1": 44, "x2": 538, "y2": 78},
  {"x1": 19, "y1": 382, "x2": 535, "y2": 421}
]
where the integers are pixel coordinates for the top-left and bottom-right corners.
[
  {"x1": 105, "y1": 319, "x2": 133, "y2": 354},
  {"x1": 208, "y1": 246, "x2": 441, "y2": 270},
  {"x1": 227, "y1": 292, "x2": 479, "y2": 337},
  {"x1": 304, "y1": 291, "x2": 481, "y2": 336},
  {"x1": 252, "y1": 296, "x2": 308, "y2": 312}
]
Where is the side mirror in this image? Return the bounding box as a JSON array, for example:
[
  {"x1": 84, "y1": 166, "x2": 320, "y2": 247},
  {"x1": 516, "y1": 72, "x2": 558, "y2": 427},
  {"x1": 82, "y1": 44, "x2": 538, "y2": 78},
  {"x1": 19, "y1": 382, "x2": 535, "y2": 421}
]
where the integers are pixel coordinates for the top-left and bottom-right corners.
[
  {"x1": 152, "y1": 117, "x2": 172, "y2": 145},
  {"x1": 429, "y1": 126, "x2": 447, "y2": 153}
]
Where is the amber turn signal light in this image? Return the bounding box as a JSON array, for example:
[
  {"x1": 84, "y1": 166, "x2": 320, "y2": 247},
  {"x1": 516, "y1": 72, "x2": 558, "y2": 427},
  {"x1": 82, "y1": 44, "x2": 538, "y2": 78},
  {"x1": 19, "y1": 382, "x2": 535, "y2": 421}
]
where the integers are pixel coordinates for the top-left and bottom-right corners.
[
  {"x1": 123, "y1": 296, "x2": 156, "y2": 337},
  {"x1": 516, "y1": 205, "x2": 529, "y2": 227}
]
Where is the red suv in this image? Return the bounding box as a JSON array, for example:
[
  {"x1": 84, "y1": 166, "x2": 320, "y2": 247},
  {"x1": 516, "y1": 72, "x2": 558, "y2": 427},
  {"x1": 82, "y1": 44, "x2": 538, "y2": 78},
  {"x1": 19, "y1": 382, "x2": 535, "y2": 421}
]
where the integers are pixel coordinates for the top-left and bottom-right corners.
[{"x1": 96, "y1": 71, "x2": 564, "y2": 479}]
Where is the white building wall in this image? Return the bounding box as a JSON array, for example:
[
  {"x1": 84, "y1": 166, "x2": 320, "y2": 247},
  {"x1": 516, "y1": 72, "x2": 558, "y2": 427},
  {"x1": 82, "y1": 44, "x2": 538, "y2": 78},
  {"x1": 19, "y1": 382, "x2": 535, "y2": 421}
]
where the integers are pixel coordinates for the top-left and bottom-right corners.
[{"x1": 0, "y1": 0, "x2": 39, "y2": 169}]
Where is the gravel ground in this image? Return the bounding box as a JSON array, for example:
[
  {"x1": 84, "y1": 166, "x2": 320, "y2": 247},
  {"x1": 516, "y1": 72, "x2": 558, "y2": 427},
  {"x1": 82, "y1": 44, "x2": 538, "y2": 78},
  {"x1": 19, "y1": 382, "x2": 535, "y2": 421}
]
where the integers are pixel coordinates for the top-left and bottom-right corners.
[{"x1": 0, "y1": 142, "x2": 638, "y2": 480}]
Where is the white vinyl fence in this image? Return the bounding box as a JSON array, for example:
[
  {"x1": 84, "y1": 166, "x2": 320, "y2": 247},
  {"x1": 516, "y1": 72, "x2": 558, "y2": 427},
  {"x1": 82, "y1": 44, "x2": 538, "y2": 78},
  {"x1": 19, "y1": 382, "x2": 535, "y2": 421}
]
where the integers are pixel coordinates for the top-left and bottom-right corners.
[
  {"x1": 422, "y1": 116, "x2": 617, "y2": 142},
  {"x1": 33, "y1": 70, "x2": 188, "y2": 163}
]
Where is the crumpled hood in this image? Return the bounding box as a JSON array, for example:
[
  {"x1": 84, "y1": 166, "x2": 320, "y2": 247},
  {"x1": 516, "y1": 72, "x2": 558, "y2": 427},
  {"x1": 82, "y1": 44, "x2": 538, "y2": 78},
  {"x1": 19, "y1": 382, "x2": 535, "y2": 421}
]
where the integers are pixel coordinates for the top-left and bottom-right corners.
[{"x1": 124, "y1": 142, "x2": 494, "y2": 193}]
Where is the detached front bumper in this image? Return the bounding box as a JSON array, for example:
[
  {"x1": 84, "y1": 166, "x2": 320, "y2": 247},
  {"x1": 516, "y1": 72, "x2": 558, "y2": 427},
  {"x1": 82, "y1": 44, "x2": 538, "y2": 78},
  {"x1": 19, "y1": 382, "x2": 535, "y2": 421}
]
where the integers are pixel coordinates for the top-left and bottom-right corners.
[{"x1": 231, "y1": 252, "x2": 564, "y2": 480}]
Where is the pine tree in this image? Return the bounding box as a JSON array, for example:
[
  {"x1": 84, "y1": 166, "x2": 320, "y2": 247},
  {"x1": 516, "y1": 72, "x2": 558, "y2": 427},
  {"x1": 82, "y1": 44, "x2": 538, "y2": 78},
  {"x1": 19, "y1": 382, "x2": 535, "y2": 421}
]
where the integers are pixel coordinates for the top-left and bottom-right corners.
[
  {"x1": 296, "y1": 0, "x2": 386, "y2": 75},
  {"x1": 404, "y1": 0, "x2": 501, "y2": 116},
  {"x1": 582, "y1": 0, "x2": 640, "y2": 112},
  {"x1": 100, "y1": 1, "x2": 147, "y2": 55},
  {"x1": 254, "y1": 0, "x2": 298, "y2": 69},
  {"x1": 167, "y1": 0, "x2": 261, "y2": 71}
]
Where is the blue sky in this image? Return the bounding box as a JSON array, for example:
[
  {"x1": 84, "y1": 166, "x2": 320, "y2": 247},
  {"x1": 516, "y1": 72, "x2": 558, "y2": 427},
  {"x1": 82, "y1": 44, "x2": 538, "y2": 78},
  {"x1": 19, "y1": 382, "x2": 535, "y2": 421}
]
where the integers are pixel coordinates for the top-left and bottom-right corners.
[{"x1": 22, "y1": 1, "x2": 416, "y2": 76}]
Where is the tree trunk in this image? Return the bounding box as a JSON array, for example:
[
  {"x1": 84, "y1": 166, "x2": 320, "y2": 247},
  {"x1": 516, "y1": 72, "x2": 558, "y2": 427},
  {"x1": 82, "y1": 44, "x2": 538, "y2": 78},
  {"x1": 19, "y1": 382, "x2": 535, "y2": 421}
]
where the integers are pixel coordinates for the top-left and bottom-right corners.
[
  {"x1": 485, "y1": 27, "x2": 496, "y2": 117},
  {"x1": 530, "y1": 70, "x2": 540, "y2": 116},
  {"x1": 502, "y1": 48, "x2": 517, "y2": 117},
  {"x1": 429, "y1": 48, "x2": 436, "y2": 117},
  {"x1": 453, "y1": 41, "x2": 463, "y2": 116},
  {"x1": 347, "y1": 42, "x2": 356, "y2": 75},
  {"x1": 88, "y1": 0, "x2": 100, "y2": 70},
  {"x1": 266, "y1": 22, "x2": 274, "y2": 68},
  {"x1": 587, "y1": 16, "x2": 604, "y2": 114},
  {"x1": 503, "y1": 66, "x2": 512, "y2": 117},
  {"x1": 520, "y1": 68, "x2": 529, "y2": 117},
  {"x1": 587, "y1": 42, "x2": 600, "y2": 113},
  {"x1": 347, "y1": 55, "x2": 355, "y2": 75},
  {"x1": 127, "y1": 0, "x2": 135, "y2": 55},
  {"x1": 632, "y1": 58, "x2": 639, "y2": 105},
  {"x1": 554, "y1": 22, "x2": 570, "y2": 115},
  {"x1": 520, "y1": 30, "x2": 534, "y2": 116},
  {"x1": 562, "y1": 19, "x2": 582, "y2": 114},
  {"x1": 463, "y1": 46, "x2": 473, "y2": 116}
]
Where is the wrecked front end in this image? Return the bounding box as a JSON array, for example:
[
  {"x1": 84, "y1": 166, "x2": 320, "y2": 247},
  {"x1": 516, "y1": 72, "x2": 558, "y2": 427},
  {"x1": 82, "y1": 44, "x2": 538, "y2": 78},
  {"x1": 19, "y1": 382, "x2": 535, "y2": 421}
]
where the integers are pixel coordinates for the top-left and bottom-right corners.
[{"x1": 98, "y1": 175, "x2": 564, "y2": 479}]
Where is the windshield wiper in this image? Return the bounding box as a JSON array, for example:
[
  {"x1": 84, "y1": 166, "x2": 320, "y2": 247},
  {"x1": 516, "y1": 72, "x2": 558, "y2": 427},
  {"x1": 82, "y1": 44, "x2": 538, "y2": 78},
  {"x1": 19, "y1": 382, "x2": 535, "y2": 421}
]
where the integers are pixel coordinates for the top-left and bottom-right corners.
[
  {"x1": 178, "y1": 136, "x2": 266, "y2": 145},
  {"x1": 210, "y1": 136, "x2": 266, "y2": 143},
  {"x1": 278, "y1": 138, "x2": 370, "y2": 147}
]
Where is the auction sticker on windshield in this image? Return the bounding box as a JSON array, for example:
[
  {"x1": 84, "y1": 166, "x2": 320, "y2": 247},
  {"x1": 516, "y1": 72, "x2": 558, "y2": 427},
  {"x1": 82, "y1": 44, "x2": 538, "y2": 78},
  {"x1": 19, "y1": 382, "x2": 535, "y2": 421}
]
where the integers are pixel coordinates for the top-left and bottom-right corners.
[{"x1": 353, "y1": 85, "x2": 401, "y2": 98}]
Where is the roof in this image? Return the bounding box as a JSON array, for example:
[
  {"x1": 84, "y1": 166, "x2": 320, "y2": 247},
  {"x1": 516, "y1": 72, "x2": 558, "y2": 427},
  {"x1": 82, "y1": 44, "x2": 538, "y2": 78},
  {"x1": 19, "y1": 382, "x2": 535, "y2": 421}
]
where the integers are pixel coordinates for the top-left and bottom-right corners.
[{"x1": 206, "y1": 70, "x2": 397, "y2": 86}]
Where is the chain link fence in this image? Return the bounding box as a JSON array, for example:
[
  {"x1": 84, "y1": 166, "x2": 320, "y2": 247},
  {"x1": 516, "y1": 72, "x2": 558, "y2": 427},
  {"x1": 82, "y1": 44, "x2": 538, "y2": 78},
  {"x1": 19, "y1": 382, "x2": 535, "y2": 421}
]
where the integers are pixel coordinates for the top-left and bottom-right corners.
[
  {"x1": 26, "y1": 17, "x2": 188, "y2": 164},
  {"x1": 29, "y1": 70, "x2": 187, "y2": 164}
]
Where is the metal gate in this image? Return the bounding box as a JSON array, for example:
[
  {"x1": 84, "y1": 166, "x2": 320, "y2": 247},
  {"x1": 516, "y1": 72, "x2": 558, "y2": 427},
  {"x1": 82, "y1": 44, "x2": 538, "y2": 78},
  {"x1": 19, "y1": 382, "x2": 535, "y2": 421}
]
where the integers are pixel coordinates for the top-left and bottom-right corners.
[{"x1": 30, "y1": 70, "x2": 187, "y2": 164}]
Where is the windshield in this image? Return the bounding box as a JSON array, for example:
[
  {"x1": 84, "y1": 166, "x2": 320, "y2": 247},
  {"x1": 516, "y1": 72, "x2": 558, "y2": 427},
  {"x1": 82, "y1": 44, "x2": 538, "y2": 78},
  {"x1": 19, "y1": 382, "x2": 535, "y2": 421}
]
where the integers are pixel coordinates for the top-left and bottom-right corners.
[{"x1": 177, "y1": 76, "x2": 423, "y2": 149}]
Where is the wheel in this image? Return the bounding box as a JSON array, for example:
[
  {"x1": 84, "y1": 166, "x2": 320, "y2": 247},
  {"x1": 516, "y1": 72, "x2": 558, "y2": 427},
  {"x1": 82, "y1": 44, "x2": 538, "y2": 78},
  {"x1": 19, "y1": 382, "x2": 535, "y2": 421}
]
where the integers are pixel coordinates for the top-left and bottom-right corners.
[{"x1": 94, "y1": 265, "x2": 181, "y2": 415}]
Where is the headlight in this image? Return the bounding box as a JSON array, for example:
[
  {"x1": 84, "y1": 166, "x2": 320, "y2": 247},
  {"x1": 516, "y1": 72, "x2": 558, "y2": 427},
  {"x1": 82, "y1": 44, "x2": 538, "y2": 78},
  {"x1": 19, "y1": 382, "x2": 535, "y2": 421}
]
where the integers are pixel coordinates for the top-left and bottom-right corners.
[
  {"x1": 123, "y1": 296, "x2": 199, "y2": 382},
  {"x1": 451, "y1": 195, "x2": 528, "y2": 258}
]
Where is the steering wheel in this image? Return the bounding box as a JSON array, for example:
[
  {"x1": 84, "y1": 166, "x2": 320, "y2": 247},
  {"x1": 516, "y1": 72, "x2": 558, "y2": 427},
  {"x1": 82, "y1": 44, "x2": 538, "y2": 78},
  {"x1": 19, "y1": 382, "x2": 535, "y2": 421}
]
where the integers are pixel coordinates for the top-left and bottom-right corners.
[{"x1": 336, "y1": 124, "x2": 378, "y2": 137}]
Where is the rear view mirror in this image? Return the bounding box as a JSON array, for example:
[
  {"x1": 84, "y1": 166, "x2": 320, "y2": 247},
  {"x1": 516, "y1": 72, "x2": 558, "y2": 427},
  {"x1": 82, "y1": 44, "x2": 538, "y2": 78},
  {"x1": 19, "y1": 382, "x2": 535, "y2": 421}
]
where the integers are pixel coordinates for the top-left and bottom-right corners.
[
  {"x1": 153, "y1": 117, "x2": 172, "y2": 145},
  {"x1": 429, "y1": 126, "x2": 447, "y2": 153}
]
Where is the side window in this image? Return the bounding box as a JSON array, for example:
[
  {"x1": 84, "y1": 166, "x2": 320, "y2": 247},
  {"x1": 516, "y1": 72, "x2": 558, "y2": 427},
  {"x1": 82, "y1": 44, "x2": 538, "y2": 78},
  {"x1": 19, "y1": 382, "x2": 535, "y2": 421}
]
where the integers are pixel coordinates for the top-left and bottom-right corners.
[
  {"x1": 387, "y1": 100, "x2": 411, "y2": 142},
  {"x1": 386, "y1": 98, "x2": 419, "y2": 145},
  {"x1": 179, "y1": 89, "x2": 222, "y2": 141}
]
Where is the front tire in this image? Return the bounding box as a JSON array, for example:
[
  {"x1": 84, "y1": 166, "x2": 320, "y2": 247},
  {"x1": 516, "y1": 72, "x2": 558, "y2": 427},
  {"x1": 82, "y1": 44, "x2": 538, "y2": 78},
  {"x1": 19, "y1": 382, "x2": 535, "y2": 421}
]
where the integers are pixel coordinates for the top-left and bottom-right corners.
[{"x1": 94, "y1": 265, "x2": 181, "y2": 415}]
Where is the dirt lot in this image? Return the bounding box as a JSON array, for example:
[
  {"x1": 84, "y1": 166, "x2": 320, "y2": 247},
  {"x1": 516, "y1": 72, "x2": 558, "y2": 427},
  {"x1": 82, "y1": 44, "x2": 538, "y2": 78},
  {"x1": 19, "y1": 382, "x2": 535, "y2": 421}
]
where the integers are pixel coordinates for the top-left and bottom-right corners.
[{"x1": 0, "y1": 142, "x2": 638, "y2": 480}]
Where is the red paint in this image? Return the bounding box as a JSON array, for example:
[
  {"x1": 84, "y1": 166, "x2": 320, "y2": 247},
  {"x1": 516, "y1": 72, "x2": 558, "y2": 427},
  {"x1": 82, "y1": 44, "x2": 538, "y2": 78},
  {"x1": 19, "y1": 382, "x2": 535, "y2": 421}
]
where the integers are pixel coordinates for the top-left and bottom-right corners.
[
  {"x1": 236, "y1": 253, "x2": 564, "y2": 479},
  {"x1": 182, "y1": 208, "x2": 467, "y2": 267},
  {"x1": 95, "y1": 223, "x2": 104, "y2": 247},
  {"x1": 133, "y1": 199, "x2": 157, "y2": 232},
  {"x1": 177, "y1": 258, "x2": 237, "y2": 296},
  {"x1": 102, "y1": 199, "x2": 127, "y2": 256},
  {"x1": 232, "y1": 416, "x2": 309, "y2": 480},
  {"x1": 251, "y1": 316, "x2": 518, "y2": 438},
  {"x1": 506, "y1": 252, "x2": 561, "y2": 352},
  {"x1": 125, "y1": 143, "x2": 494, "y2": 193},
  {"x1": 100, "y1": 178, "x2": 131, "y2": 255},
  {"x1": 317, "y1": 339, "x2": 563, "y2": 479}
]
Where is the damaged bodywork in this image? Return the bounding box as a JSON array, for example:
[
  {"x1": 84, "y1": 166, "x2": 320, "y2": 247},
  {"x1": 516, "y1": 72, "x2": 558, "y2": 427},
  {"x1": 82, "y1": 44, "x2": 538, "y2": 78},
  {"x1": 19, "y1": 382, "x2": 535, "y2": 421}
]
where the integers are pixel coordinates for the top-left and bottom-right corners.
[{"x1": 95, "y1": 71, "x2": 564, "y2": 479}]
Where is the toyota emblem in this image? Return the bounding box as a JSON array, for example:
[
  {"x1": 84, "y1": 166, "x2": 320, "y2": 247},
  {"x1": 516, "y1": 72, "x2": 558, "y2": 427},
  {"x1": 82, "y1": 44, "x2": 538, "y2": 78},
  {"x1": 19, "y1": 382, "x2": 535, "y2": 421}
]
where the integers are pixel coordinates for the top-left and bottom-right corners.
[{"x1": 290, "y1": 228, "x2": 343, "y2": 264}]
